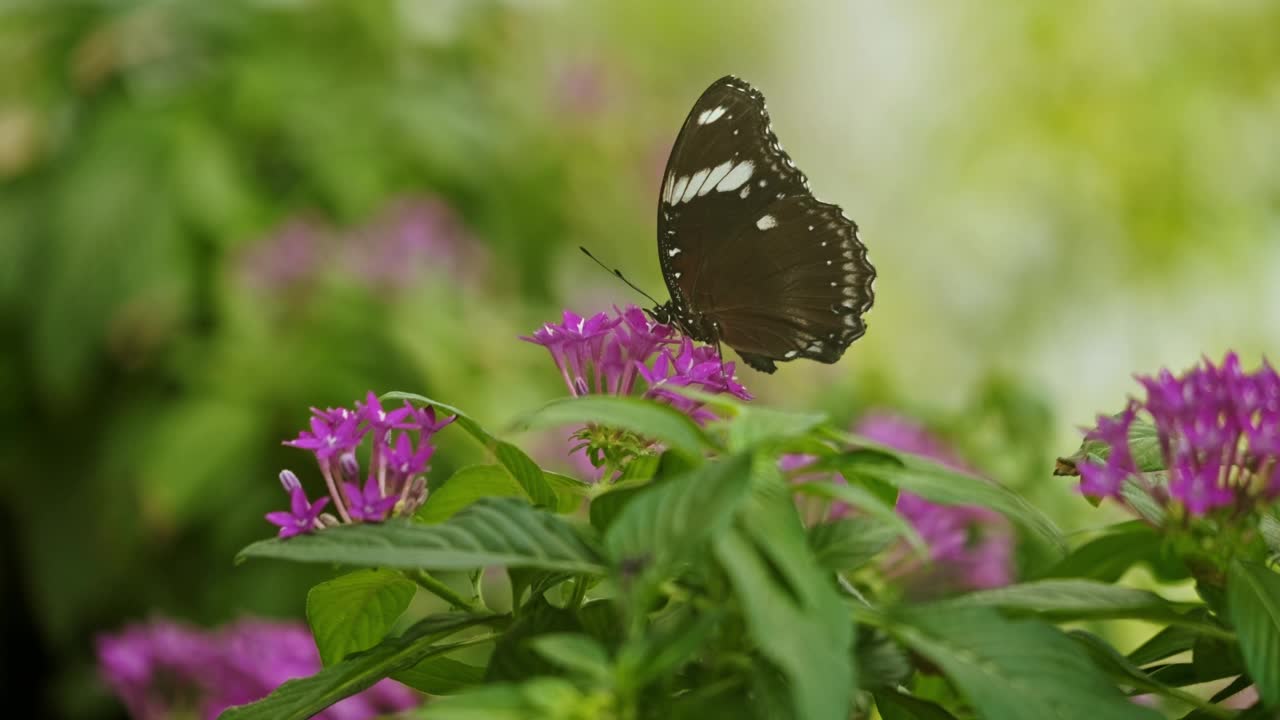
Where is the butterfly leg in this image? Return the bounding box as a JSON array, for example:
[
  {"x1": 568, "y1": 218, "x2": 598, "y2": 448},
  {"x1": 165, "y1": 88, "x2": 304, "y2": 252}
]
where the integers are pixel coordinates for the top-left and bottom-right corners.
[{"x1": 710, "y1": 320, "x2": 729, "y2": 381}]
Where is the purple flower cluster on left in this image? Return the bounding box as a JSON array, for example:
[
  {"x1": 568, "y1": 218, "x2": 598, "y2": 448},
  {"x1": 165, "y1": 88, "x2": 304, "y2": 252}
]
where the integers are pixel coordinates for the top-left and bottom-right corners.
[
  {"x1": 96, "y1": 617, "x2": 417, "y2": 719},
  {"x1": 267, "y1": 392, "x2": 454, "y2": 538}
]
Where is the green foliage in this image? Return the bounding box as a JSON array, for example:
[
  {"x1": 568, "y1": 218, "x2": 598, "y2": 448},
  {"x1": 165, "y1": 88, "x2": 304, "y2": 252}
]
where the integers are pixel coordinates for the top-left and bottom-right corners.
[
  {"x1": 307, "y1": 569, "x2": 416, "y2": 666},
  {"x1": 881, "y1": 606, "x2": 1162, "y2": 720},
  {"x1": 220, "y1": 391, "x2": 1280, "y2": 719},
  {"x1": 238, "y1": 500, "x2": 605, "y2": 574},
  {"x1": 220, "y1": 613, "x2": 502, "y2": 720},
  {"x1": 417, "y1": 465, "x2": 583, "y2": 523},
  {"x1": 509, "y1": 394, "x2": 715, "y2": 458},
  {"x1": 385, "y1": 393, "x2": 559, "y2": 509},
  {"x1": 1227, "y1": 560, "x2": 1280, "y2": 707}
]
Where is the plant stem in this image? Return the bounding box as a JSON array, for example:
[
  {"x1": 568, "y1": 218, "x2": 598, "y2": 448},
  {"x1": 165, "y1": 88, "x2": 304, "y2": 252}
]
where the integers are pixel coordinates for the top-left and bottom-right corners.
[{"x1": 411, "y1": 571, "x2": 483, "y2": 613}]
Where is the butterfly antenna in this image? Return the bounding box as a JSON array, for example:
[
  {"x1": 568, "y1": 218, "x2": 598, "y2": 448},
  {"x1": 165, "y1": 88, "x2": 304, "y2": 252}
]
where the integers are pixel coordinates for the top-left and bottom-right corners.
[{"x1": 578, "y1": 246, "x2": 663, "y2": 307}]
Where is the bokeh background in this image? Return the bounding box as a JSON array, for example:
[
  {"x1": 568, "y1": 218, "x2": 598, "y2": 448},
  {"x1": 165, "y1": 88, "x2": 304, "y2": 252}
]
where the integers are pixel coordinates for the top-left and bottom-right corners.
[{"x1": 2, "y1": 1, "x2": 1278, "y2": 716}]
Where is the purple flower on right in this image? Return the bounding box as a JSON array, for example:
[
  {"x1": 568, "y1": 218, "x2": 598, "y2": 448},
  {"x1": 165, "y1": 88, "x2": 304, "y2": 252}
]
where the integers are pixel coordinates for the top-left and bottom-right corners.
[
  {"x1": 1076, "y1": 352, "x2": 1280, "y2": 517},
  {"x1": 855, "y1": 412, "x2": 1014, "y2": 596}
]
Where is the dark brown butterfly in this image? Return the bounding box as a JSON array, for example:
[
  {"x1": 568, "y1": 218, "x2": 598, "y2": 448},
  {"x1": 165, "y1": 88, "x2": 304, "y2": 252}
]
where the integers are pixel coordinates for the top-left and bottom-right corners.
[{"x1": 650, "y1": 76, "x2": 876, "y2": 373}]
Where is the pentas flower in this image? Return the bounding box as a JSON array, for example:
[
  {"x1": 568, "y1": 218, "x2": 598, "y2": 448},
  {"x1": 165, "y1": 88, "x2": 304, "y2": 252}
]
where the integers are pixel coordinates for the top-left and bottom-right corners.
[
  {"x1": 855, "y1": 412, "x2": 1014, "y2": 596},
  {"x1": 268, "y1": 392, "x2": 452, "y2": 537},
  {"x1": 639, "y1": 337, "x2": 752, "y2": 423},
  {"x1": 1077, "y1": 352, "x2": 1280, "y2": 517},
  {"x1": 265, "y1": 471, "x2": 330, "y2": 538},
  {"x1": 97, "y1": 618, "x2": 417, "y2": 719},
  {"x1": 522, "y1": 305, "x2": 751, "y2": 417},
  {"x1": 523, "y1": 305, "x2": 752, "y2": 481}
]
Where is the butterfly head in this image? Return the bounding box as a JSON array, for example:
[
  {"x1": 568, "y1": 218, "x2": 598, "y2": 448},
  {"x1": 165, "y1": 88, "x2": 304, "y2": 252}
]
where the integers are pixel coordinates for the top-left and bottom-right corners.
[{"x1": 648, "y1": 301, "x2": 717, "y2": 344}]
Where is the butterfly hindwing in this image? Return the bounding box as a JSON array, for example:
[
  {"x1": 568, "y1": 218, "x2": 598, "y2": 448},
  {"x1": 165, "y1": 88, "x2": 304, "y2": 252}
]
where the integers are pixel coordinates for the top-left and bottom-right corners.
[
  {"x1": 655, "y1": 75, "x2": 875, "y2": 373},
  {"x1": 698, "y1": 195, "x2": 873, "y2": 372}
]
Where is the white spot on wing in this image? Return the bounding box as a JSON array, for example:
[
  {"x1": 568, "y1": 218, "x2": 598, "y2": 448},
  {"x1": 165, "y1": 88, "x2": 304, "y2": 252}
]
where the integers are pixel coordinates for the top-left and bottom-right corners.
[
  {"x1": 739, "y1": 186, "x2": 750, "y2": 198},
  {"x1": 662, "y1": 174, "x2": 675, "y2": 204},
  {"x1": 701, "y1": 161, "x2": 734, "y2": 196},
  {"x1": 697, "y1": 106, "x2": 727, "y2": 125},
  {"x1": 715, "y1": 161, "x2": 754, "y2": 192},
  {"x1": 756, "y1": 214, "x2": 777, "y2": 231},
  {"x1": 668, "y1": 247, "x2": 681, "y2": 257},
  {"x1": 683, "y1": 168, "x2": 710, "y2": 203},
  {"x1": 671, "y1": 176, "x2": 690, "y2": 205},
  {"x1": 784, "y1": 350, "x2": 798, "y2": 359}
]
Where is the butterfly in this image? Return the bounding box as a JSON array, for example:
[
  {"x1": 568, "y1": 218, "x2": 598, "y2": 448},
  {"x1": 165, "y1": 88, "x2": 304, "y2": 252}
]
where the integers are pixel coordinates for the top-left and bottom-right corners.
[{"x1": 650, "y1": 75, "x2": 876, "y2": 374}]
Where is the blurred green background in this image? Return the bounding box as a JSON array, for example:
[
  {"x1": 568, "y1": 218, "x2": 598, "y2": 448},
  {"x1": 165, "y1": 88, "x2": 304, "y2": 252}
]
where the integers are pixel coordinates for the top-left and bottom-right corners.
[{"x1": 2, "y1": 1, "x2": 1278, "y2": 716}]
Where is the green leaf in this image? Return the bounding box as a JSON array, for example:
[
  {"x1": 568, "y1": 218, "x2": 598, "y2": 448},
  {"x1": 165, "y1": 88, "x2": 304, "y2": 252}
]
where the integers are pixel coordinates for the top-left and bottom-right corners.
[
  {"x1": 714, "y1": 483, "x2": 854, "y2": 720},
  {"x1": 508, "y1": 568, "x2": 573, "y2": 610},
  {"x1": 1121, "y1": 476, "x2": 1168, "y2": 526},
  {"x1": 238, "y1": 499, "x2": 605, "y2": 575},
  {"x1": 856, "y1": 627, "x2": 913, "y2": 690},
  {"x1": 618, "y1": 452, "x2": 661, "y2": 481},
  {"x1": 219, "y1": 613, "x2": 499, "y2": 720},
  {"x1": 839, "y1": 449, "x2": 1066, "y2": 553},
  {"x1": 1056, "y1": 417, "x2": 1163, "y2": 475},
  {"x1": 1128, "y1": 624, "x2": 1201, "y2": 666},
  {"x1": 507, "y1": 395, "x2": 713, "y2": 458},
  {"x1": 605, "y1": 454, "x2": 755, "y2": 599},
  {"x1": 1260, "y1": 511, "x2": 1280, "y2": 556},
  {"x1": 529, "y1": 633, "x2": 611, "y2": 683},
  {"x1": 1227, "y1": 559, "x2": 1280, "y2": 706},
  {"x1": 588, "y1": 478, "x2": 656, "y2": 533},
  {"x1": 382, "y1": 392, "x2": 557, "y2": 509},
  {"x1": 486, "y1": 597, "x2": 582, "y2": 682},
  {"x1": 721, "y1": 405, "x2": 828, "y2": 452},
  {"x1": 576, "y1": 600, "x2": 624, "y2": 652},
  {"x1": 1070, "y1": 631, "x2": 1230, "y2": 717},
  {"x1": 807, "y1": 517, "x2": 900, "y2": 571},
  {"x1": 884, "y1": 606, "x2": 1161, "y2": 720},
  {"x1": 940, "y1": 579, "x2": 1207, "y2": 626},
  {"x1": 418, "y1": 465, "x2": 582, "y2": 523},
  {"x1": 306, "y1": 569, "x2": 416, "y2": 666},
  {"x1": 422, "y1": 678, "x2": 592, "y2": 720},
  {"x1": 391, "y1": 656, "x2": 485, "y2": 695},
  {"x1": 874, "y1": 690, "x2": 961, "y2": 720},
  {"x1": 1041, "y1": 522, "x2": 1187, "y2": 583},
  {"x1": 618, "y1": 607, "x2": 722, "y2": 689},
  {"x1": 792, "y1": 480, "x2": 925, "y2": 554}
]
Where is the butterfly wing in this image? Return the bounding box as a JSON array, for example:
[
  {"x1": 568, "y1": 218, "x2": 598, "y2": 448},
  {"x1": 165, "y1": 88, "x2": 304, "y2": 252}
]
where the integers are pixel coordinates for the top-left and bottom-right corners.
[
  {"x1": 657, "y1": 76, "x2": 812, "y2": 331},
  {"x1": 703, "y1": 195, "x2": 874, "y2": 373},
  {"x1": 656, "y1": 75, "x2": 875, "y2": 373}
]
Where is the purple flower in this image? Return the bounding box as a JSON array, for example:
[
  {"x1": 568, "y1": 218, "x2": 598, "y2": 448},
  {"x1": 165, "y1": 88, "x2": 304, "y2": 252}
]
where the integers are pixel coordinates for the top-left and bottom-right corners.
[
  {"x1": 404, "y1": 403, "x2": 456, "y2": 437},
  {"x1": 96, "y1": 619, "x2": 217, "y2": 719},
  {"x1": 97, "y1": 618, "x2": 419, "y2": 719},
  {"x1": 1077, "y1": 352, "x2": 1280, "y2": 518},
  {"x1": 265, "y1": 485, "x2": 330, "y2": 539},
  {"x1": 855, "y1": 412, "x2": 1015, "y2": 596},
  {"x1": 344, "y1": 196, "x2": 487, "y2": 290},
  {"x1": 893, "y1": 493, "x2": 1013, "y2": 593},
  {"x1": 357, "y1": 391, "x2": 412, "y2": 435},
  {"x1": 270, "y1": 393, "x2": 453, "y2": 535},
  {"x1": 524, "y1": 306, "x2": 753, "y2": 481},
  {"x1": 239, "y1": 217, "x2": 325, "y2": 292},
  {"x1": 285, "y1": 410, "x2": 363, "y2": 460},
  {"x1": 639, "y1": 338, "x2": 753, "y2": 423},
  {"x1": 522, "y1": 305, "x2": 751, "y2": 417},
  {"x1": 344, "y1": 475, "x2": 400, "y2": 522}
]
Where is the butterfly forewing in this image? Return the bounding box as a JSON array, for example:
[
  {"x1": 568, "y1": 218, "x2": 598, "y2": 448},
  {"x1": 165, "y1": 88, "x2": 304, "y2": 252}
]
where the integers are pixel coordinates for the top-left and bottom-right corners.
[{"x1": 656, "y1": 75, "x2": 875, "y2": 373}]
